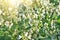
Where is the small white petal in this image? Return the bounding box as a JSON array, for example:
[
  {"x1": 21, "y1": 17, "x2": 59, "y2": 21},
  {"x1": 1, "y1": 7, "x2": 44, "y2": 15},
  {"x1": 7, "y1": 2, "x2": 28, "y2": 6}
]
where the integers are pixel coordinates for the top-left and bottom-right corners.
[
  {"x1": 25, "y1": 32, "x2": 28, "y2": 37},
  {"x1": 5, "y1": 21, "x2": 10, "y2": 27},
  {"x1": 18, "y1": 35, "x2": 22, "y2": 39}
]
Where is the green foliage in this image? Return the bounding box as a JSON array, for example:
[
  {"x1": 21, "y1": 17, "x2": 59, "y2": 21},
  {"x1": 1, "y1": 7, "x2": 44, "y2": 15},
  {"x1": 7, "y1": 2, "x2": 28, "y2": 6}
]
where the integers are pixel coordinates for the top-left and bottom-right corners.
[{"x1": 0, "y1": 0, "x2": 60, "y2": 40}]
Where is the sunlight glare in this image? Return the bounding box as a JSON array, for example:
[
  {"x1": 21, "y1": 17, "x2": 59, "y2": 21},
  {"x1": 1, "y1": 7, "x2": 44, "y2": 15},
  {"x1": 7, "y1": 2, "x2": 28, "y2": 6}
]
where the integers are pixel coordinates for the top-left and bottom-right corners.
[{"x1": 9, "y1": 0, "x2": 18, "y2": 6}]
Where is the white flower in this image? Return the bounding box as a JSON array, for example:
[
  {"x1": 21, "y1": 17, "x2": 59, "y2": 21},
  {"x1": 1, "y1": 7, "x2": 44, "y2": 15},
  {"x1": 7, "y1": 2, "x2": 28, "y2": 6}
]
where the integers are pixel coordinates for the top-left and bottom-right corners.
[
  {"x1": 43, "y1": 1, "x2": 48, "y2": 6},
  {"x1": 41, "y1": 0, "x2": 50, "y2": 6},
  {"x1": 22, "y1": 14, "x2": 26, "y2": 19},
  {"x1": 5, "y1": 21, "x2": 10, "y2": 27},
  {"x1": 0, "y1": 9, "x2": 2, "y2": 15},
  {"x1": 31, "y1": 39, "x2": 34, "y2": 40},
  {"x1": 25, "y1": 32, "x2": 28, "y2": 37},
  {"x1": 18, "y1": 35, "x2": 22, "y2": 39},
  {"x1": 44, "y1": 22, "x2": 48, "y2": 26},
  {"x1": 56, "y1": 9, "x2": 58, "y2": 12},
  {"x1": 34, "y1": 14, "x2": 38, "y2": 18},
  {"x1": 51, "y1": 20, "x2": 55, "y2": 28}
]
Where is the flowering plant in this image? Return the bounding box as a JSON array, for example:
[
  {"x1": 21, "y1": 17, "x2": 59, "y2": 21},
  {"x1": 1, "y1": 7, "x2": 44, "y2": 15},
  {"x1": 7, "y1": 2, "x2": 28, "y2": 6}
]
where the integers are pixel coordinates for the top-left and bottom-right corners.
[{"x1": 0, "y1": 0, "x2": 60, "y2": 40}]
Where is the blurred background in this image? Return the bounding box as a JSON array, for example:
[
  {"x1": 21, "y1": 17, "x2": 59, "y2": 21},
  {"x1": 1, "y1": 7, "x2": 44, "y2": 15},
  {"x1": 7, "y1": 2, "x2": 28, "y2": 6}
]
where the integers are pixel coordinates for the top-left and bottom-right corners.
[{"x1": 0, "y1": 0, "x2": 60, "y2": 40}]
